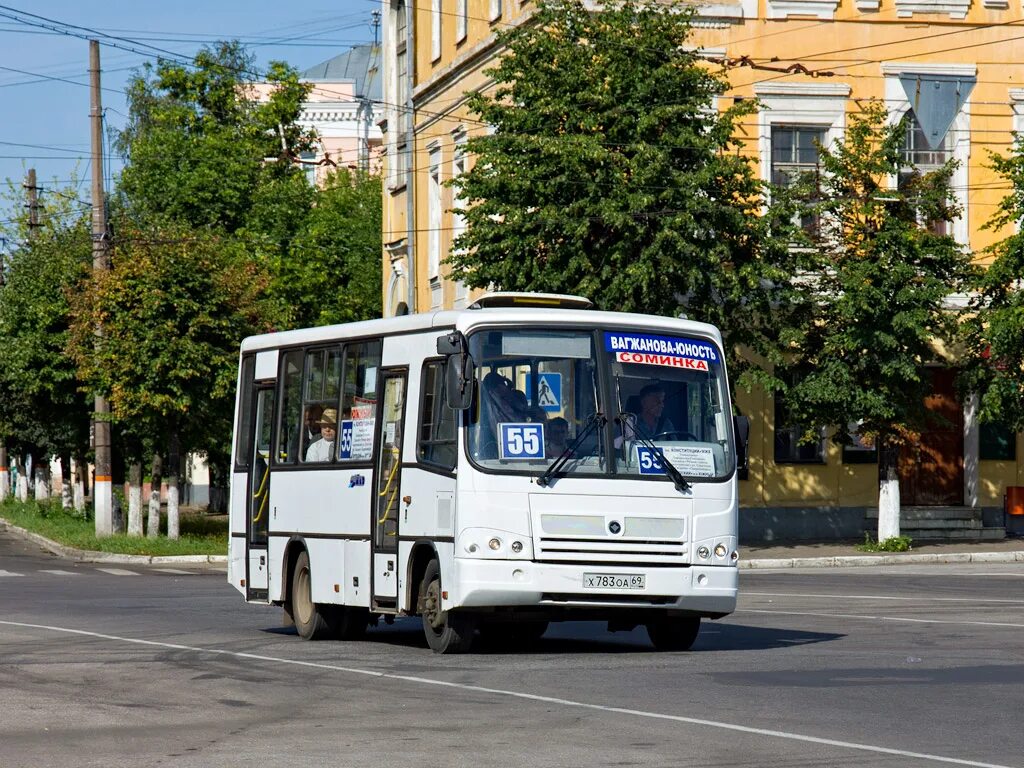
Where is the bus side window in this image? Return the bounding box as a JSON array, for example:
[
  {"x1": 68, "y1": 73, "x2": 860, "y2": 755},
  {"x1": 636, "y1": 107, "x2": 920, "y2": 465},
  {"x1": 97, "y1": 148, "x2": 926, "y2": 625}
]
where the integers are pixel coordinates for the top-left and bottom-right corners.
[
  {"x1": 418, "y1": 360, "x2": 456, "y2": 470},
  {"x1": 234, "y1": 355, "x2": 256, "y2": 469},
  {"x1": 337, "y1": 339, "x2": 382, "y2": 461},
  {"x1": 275, "y1": 350, "x2": 304, "y2": 464},
  {"x1": 300, "y1": 347, "x2": 343, "y2": 463}
]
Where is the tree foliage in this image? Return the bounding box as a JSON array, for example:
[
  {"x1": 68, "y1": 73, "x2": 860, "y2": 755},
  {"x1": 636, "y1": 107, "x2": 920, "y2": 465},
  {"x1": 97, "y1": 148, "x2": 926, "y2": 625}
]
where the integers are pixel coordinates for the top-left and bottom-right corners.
[
  {"x1": 781, "y1": 103, "x2": 974, "y2": 451},
  {"x1": 958, "y1": 134, "x2": 1024, "y2": 431},
  {"x1": 0, "y1": 185, "x2": 92, "y2": 463},
  {"x1": 448, "y1": 0, "x2": 797, "y2": 374}
]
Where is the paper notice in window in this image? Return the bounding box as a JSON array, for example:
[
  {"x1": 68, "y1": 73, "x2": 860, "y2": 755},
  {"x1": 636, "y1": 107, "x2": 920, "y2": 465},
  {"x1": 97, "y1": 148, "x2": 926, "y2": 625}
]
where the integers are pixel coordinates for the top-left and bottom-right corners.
[{"x1": 660, "y1": 446, "x2": 716, "y2": 477}]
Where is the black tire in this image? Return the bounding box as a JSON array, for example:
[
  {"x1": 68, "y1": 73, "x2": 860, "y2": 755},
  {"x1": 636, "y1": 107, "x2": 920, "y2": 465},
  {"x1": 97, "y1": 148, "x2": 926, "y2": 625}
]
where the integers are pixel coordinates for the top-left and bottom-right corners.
[
  {"x1": 420, "y1": 559, "x2": 476, "y2": 654},
  {"x1": 646, "y1": 616, "x2": 700, "y2": 651},
  {"x1": 335, "y1": 607, "x2": 369, "y2": 641},
  {"x1": 291, "y1": 550, "x2": 334, "y2": 640}
]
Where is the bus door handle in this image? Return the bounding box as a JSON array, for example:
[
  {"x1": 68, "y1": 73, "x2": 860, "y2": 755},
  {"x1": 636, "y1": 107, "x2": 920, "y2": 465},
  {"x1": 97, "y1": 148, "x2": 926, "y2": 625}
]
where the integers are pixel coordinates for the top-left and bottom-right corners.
[{"x1": 403, "y1": 495, "x2": 412, "y2": 521}]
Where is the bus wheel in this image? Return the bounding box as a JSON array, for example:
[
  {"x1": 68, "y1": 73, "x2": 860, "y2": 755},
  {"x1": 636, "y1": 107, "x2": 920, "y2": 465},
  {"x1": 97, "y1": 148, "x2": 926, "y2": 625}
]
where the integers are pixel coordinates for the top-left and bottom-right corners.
[
  {"x1": 421, "y1": 559, "x2": 476, "y2": 654},
  {"x1": 291, "y1": 550, "x2": 333, "y2": 640},
  {"x1": 335, "y1": 607, "x2": 369, "y2": 641},
  {"x1": 646, "y1": 616, "x2": 700, "y2": 651}
]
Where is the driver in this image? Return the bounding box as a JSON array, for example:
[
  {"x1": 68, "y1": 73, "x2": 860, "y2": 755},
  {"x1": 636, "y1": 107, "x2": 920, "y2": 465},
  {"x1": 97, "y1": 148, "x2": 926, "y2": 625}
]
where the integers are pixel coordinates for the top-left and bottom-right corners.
[{"x1": 634, "y1": 383, "x2": 676, "y2": 437}]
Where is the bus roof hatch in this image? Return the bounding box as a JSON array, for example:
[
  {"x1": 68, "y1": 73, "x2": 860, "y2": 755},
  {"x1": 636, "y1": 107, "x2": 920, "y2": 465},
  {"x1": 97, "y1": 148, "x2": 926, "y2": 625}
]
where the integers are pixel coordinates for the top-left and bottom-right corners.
[{"x1": 468, "y1": 292, "x2": 594, "y2": 310}]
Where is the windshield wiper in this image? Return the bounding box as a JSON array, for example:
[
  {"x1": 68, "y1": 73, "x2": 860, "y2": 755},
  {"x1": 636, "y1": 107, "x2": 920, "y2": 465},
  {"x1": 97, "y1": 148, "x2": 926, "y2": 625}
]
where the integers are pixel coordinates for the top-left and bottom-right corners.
[
  {"x1": 620, "y1": 412, "x2": 691, "y2": 493},
  {"x1": 536, "y1": 412, "x2": 606, "y2": 488}
]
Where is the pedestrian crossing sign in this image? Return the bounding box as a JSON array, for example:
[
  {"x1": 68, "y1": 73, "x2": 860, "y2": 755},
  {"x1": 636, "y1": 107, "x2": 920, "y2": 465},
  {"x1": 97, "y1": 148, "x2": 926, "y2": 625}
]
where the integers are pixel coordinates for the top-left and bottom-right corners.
[{"x1": 526, "y1": 372, "x2": 562, "y2": 413}]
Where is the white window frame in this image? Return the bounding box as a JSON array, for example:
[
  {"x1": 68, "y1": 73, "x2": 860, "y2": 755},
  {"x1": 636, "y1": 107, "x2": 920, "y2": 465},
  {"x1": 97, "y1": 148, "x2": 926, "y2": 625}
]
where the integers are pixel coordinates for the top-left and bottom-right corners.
[
  {"x1": 490, "y1": 0, "x2": 503, "y2": 23},
  {"x1": 451, "y1": 128, "x2": 469, "y2": 308},
  {"x1": 895, "y1": 0, "x2": 970, "y2": 19},
  {"x1": 882, "y1": 63, "x2": 973, "y2": 246},
  {"x1": 428, "y1": 144, "x2": 443, "y2": 285},
  {"x1": 431, "y1": 0, "x2": 442, "y2": 62},
  {"x1": 766, "y1": 0, "x2": 840, "y2": 19},
  {"x1": 457, "y1": 0, "x2": 468, "y2": 42}
]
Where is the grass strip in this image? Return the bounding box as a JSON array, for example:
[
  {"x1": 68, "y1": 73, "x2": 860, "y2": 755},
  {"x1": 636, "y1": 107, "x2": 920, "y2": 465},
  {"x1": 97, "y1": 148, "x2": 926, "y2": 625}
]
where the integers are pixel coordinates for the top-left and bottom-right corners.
[{"x1": 0, "y1": 498, "x2": 227, "y2": 557}]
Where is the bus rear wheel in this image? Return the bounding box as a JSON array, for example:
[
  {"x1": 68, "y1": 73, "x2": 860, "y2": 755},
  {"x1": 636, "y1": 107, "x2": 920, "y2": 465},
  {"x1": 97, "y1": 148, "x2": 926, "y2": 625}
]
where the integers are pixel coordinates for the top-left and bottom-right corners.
[
  {"x1": 420, "y1": 559, "x2": 476, "y2": 654},
  {"x1": 291, "y1": 550, "x2": 333, "y2": 640},
  {"x1": 646, "y1": 616, "x2": 700, "y2": 651}
]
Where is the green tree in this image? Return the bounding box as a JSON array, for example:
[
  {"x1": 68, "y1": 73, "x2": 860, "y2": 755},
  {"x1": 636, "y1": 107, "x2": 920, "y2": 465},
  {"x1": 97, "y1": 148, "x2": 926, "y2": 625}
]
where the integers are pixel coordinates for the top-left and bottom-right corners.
[
  {"x1": 277, "y1": 169, "x2": 383, "y2": 328},
  {"x1": 68, "y1": 220, "x2": 280, "y2": 537},
  {"x1": 117, "y1": 43, "x2": 315, "y2": 237},
  {"x1": 448, "y1": 0, "x2": 796, "y2": 374},
  {"x1": 0, "y1": 184, "x2": 92, "y2": 501},
  {"x1": 958, "y1": 134, "x2": 1024, "y2": 432},
  {"x1": 781, "y1": 103, "x2": 974, "y2": 539}
]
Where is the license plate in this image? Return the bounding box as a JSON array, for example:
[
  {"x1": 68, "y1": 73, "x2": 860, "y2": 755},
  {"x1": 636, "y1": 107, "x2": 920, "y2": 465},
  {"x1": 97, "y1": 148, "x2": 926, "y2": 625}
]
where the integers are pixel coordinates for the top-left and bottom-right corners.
[{"x1": 583, "y1": 573, "x2": 645, "y2": 590}]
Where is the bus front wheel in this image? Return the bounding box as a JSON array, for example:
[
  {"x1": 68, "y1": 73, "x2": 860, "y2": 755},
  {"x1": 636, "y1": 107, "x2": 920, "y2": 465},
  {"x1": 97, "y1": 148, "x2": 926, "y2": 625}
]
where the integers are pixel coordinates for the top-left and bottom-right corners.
[
  {"x1": 291, "y1": 550, "x2": 333, "y2": 640},
  {"x1": 420, "y1": 559, "x2": 476, "y2": 654},
  {"x1": 646, "y1": 616, "x2": 700, "y2": 651}
]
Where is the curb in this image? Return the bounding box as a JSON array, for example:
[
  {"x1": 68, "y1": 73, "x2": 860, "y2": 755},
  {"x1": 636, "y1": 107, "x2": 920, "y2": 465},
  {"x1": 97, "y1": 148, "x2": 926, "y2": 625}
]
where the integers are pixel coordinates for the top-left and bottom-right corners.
[
  {"x1": 0, "y1": 518, "x2": 228, "y2": 566},
  {"x1": 739, "y1": 551, "x2": 1024, "y2": 569}
]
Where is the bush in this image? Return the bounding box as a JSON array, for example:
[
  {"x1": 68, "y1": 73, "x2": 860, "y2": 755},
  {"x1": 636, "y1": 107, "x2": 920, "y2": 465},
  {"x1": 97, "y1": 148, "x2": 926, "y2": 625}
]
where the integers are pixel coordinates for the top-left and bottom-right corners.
[{"x1": 857, "y1": 533, "x2": 913, "y2": 552}]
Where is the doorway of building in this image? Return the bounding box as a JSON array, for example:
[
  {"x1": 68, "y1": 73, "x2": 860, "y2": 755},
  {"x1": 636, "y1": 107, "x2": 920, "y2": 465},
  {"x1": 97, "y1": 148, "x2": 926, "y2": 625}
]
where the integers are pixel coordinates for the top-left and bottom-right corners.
[{"x1": 899, "y1": 368, "x2": 963, "y2": 506}]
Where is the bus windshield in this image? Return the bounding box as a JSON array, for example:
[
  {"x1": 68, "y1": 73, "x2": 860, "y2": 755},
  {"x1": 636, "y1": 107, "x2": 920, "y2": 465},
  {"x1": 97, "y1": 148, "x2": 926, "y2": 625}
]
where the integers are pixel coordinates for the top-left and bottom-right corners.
[{"x1": 466, "y1": 327, "x2": 735, "y2": 481}]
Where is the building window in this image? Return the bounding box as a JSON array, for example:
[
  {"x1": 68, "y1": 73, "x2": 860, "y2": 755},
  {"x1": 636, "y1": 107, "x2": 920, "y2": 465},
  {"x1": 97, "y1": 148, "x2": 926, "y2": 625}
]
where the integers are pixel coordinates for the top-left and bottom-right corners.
[
  {"x1": 395, "y1": 0, "x2": 410, "y2": 137},
  {"x1": 771, "y1": 124, "x2": 827, "y2": 236},
  {"x1": 418, "y1": 361, "x2": 457, "y2": 469},
  {"x1": 490, "y1": 0, "x2": 503, "y2": 22},
  {"x1": 431, "y1": 0, "x2": 441, "y2": 61},
  {"x1": 299, "y1": 151, "x2": 318, "y2": 187},
  {"x1": 457, "y1": 0, "x2": 468, "y2": 43},
  {"x1": 774, "y1": 376, "x2": 826, "y2": 464},
  {"x1": 428, "y1": 145, "x2": 442, "y2": 281},
  {"x1": 899, "y1": 111, "x2": 953, "y2": 236},
  {"x1": 980, "y1": 422, "x2": 1017, "y2": 461},
  {"x1": 841, "y1": 422, "x2": 878, "y2": 464},
  {"x1": 451, "y1": 130, "x2": 469, "y2": 305}
]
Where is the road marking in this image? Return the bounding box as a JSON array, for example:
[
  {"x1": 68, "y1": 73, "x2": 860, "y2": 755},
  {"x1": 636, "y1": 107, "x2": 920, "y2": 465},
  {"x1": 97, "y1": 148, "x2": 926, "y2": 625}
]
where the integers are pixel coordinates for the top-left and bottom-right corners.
[
  {"x1": 39, "y1": 569, "x2": 81, "y2": 576},
  {"x1": 745, "y1": 591, "x2": 1024, "y2": 605},
  {"x1": 151, "y1": 568, "x2": 196, "y2": 575},
  {"x1": 94, "y1": 568, "x2": 139, "y2": 577},
  {"x1": 0, "y1": 619, "x2": 1014, "y2": 768},
  {"x1": 0, "y1": 570, "x2": 24, "y2": 577},
  {"x1": 742, "y1": 608, "x2": 1024, "y2": 629}
]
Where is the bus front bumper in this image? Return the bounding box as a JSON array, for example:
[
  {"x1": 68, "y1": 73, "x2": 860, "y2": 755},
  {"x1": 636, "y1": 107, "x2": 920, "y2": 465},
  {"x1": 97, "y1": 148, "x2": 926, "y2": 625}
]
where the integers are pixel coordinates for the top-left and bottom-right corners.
[{"x1": 451, "y1": 559, "x2": 737, "y2": 616}]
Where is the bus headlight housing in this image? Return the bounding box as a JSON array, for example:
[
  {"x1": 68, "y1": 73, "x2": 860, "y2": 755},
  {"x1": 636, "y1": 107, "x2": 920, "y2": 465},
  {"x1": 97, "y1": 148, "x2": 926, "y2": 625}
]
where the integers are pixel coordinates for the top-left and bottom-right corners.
[{"x1": 458, "y1": 528, "x2": 533, "y2": 559}]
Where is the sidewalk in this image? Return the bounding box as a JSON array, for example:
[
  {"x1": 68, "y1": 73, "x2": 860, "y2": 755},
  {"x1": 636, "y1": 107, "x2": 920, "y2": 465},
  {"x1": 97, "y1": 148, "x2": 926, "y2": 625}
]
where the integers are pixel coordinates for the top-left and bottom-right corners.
[{"x1": 740, "y1": 537, "x2": 1024, "y2": 569}]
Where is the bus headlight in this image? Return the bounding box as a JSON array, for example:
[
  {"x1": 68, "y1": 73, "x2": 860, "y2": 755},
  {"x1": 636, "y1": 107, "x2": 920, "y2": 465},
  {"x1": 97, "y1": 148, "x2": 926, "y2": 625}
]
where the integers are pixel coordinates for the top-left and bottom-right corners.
[
  {"x1": 488, "y1": 537, "x2": 502, "y2": 551},
  {"x1": 697, "y1": 545, "x2": 711, "y2": 559},
  {"x1": 511, "y1": 540, "x2": 523, "y2": 553},
  {"x1": 458, "y1": 529, "x2": 533, "y2": 560},
  {"x1": 714, "y1": 543, "x2": 728, "y2": 559}
]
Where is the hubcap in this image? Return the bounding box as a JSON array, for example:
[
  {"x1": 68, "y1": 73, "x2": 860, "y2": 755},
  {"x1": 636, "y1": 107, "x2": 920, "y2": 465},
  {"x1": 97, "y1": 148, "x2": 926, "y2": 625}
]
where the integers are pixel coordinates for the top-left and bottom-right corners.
[
  {"x1": 296, "y1": 566, "x2": 313, "y2": 624},
  {"x1": 425, "y1": 580, "x2": 444, "y2": 630}
]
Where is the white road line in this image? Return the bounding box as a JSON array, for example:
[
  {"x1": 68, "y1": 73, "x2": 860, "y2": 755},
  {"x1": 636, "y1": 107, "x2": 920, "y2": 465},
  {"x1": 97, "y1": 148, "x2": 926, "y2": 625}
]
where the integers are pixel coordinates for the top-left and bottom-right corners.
[
  {"x1": 151, "y1": 568, "x2": 196, "y2": 575},
  {"x1": 742, "y1": 608, "x2": 1024, "y2": 629},
  {"x1": 0, "y1": 570, "x2": 24, "y2": 577},
  {"x1": 39, "y1": 570, "x2": 82, "y2": 576},
  {"x1": 94, "y1": 568, "x2": 139, "y2": 577},
  {"x1": 0, "y1": 619, "x2": 1014, "y2": 768},
  {"x1": 745, "y1": 592, "x2": 1024, "y2": 605}
]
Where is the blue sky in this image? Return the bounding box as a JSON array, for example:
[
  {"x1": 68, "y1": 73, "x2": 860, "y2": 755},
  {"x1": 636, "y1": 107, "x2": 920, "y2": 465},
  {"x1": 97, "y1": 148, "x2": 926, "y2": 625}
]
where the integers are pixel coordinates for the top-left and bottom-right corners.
[{"x1": 0, "y1": 1, "x2": 378, "y2": 224}]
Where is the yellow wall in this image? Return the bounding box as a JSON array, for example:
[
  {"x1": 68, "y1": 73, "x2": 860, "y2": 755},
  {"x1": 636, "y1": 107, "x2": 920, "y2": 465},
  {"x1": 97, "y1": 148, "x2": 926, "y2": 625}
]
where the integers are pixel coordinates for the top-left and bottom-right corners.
[{"x1": 384, "y1": 0, "x2": 1024, "y2": 509}]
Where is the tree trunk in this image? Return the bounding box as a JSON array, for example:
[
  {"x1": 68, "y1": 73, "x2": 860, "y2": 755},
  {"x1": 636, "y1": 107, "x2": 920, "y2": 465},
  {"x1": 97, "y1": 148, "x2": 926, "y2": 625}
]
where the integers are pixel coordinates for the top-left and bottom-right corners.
[
  {"x1": 167, "y1": 432, "x2": 181, "y2": 540},
  {"x1": 73, "y1": 458, "x2": 86, "y2": 512},
  {"x1": 878, "y1": 441, "x2": 901, "y2": 541},
  {"x1": 147, "y1": 453, "x2": 163, "y2": 539},
  {"x1": 128, "y1": 462, "x2": 143, "y2": 537},
  {"x1": 0, "y1": 440, "x2": 8, "y2": 503},
  {"x1": 60, "y1": 454, "x2": 72, "y2": 510},
  {"x1": 16, "y1": 456, "x2": 28, "y2": 501},
  {"x1": 33, "y1": 455, "x2": 49, "y2": 500}
]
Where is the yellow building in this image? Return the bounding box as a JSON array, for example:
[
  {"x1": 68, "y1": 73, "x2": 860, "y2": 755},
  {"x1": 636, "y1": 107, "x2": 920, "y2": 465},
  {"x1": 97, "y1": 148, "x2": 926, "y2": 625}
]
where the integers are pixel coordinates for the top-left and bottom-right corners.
[{"x1": 378, "y1": 0, "x2": 1024, "y2": 540}]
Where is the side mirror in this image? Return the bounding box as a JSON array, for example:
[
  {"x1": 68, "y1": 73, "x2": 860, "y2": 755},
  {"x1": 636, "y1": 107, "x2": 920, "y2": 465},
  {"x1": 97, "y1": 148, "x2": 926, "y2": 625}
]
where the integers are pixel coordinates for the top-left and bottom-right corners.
[
  {"x1": 437, "y1": 332, "x2": 474, "y2": 410},
  {"x1": 734, "y1": 414, "x2": 750, "y2": 473}
]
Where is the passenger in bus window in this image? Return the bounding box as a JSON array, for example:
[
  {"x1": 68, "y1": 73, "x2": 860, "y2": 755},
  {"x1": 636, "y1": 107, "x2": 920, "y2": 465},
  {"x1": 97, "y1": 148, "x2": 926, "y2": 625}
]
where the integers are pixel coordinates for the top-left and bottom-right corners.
[
  {"x1": 304, "y1": 404, "x2": 324, "y2": 443},
  {"x1": 545, "y1": 416, "x2": 570, "y2": 457},
  {"x1": 305, "y1": 409, "x2": 337, "y2": 462}
]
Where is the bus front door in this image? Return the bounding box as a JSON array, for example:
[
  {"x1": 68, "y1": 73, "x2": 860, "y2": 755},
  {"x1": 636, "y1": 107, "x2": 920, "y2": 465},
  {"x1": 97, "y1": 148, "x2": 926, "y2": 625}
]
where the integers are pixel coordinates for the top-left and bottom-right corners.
[
  {"x1": 246, "y1": 384, "x2": 274, "y2": 602},
  {"x1": 372, "y1": 370, "x2": 406, "y2": 605}
]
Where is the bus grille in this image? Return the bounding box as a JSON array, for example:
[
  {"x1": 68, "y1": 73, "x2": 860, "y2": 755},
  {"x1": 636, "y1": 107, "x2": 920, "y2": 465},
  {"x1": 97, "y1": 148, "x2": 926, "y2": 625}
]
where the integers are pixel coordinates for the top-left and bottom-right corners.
[{"x1": 535, "y1": 536, "x2": 687, "y2": 564}]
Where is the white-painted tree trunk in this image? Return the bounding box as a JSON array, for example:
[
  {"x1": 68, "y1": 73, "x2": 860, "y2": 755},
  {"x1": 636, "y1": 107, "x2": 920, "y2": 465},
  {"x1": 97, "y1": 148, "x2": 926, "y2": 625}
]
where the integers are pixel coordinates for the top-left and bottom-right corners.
[
  {"x1": 73, "y1": 459, "x2": 86, "y2": 512},
  {"x1": 128, "y1": 462, "x2": 143, "y2": 537},
  {"x1": 0, "y1": 468, "x2": 8, "y2": 502},
  {"x1": 147, "y1": 454, "x2": 163, "y2": 539},
  {"x1": 167, "y1": 484, "x2": 179, "y2": 540},
  {"x1": 61, "y1": 476, "x2": 72, "y2": 509},
  {"x1": 17, "y1": 474, "x2": 28, "y2": 501},
  {"x1": 33, "y1": 463, "x2": 49, "y2": 500},
  {"x1": 878, "y1": 462, "x2": 901, "y2": 541}
]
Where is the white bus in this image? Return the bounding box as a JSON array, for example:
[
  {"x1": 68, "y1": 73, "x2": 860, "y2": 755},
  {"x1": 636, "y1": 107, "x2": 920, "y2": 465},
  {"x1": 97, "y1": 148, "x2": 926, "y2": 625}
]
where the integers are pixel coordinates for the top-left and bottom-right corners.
[{"x1": 228, "y1": 293, "x2": 747, "y2": 653}]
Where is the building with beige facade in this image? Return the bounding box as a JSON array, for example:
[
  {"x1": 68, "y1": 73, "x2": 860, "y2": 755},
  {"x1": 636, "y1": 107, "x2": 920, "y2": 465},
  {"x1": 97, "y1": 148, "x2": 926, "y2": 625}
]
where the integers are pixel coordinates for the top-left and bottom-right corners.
[{"x1": 378, "y1": 0, "x2": 1024, "y2": 540}]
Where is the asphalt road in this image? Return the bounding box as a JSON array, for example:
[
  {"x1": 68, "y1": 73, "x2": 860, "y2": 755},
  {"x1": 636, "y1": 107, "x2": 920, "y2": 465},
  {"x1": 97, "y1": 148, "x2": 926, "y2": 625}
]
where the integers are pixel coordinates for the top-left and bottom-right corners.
[{"x1": 1, "y1": 527, "x2": 1022, "y2": 768}]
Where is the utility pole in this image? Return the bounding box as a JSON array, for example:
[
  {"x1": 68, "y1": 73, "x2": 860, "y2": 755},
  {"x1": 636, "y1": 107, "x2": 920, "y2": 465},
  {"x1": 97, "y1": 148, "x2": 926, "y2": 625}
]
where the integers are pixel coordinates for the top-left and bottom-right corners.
[
  {"x1": 90, "y1": 39, "x2": 113, "y2": 537},
  {"x1": 24, "y1": 168, "x2": 39, "y2": 234}
]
